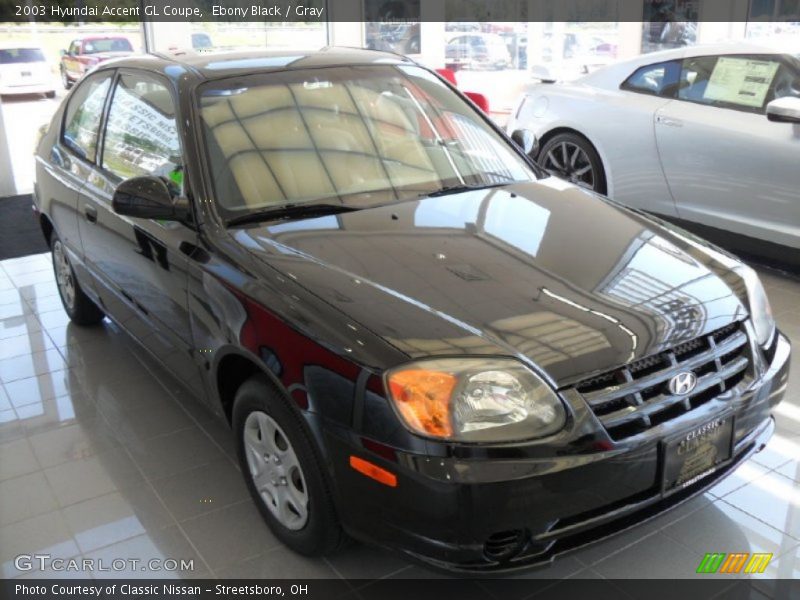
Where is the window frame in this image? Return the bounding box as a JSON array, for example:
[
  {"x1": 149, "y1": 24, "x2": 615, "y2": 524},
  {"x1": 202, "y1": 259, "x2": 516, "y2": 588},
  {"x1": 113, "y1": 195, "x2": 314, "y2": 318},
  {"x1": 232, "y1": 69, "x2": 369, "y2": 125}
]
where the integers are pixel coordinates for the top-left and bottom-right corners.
[
  {"x1": 97, "y1": 67, "x2": 186, "y2": 187},
  {"x1": 59, "y1": 69, "x2": 115, "y2": 165}
]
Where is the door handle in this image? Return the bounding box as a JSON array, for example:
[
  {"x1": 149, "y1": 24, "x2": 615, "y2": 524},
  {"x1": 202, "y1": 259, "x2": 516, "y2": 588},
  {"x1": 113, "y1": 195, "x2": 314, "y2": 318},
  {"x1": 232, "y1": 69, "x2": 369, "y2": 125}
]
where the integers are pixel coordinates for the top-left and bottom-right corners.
[
  {"x1": 656, "y1": 115, "x2": 683, "y2": 128},
  {"x1": 85, "y1": 205, "x2": 98, "y2": 223}
]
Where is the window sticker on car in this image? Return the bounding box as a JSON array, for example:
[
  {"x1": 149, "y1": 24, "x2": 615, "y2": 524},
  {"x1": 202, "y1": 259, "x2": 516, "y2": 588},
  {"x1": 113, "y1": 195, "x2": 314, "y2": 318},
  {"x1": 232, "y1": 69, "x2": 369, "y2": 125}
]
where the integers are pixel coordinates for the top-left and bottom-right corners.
[{"x1": 704, "y1": 57, "x2": 780, "y2": 108}]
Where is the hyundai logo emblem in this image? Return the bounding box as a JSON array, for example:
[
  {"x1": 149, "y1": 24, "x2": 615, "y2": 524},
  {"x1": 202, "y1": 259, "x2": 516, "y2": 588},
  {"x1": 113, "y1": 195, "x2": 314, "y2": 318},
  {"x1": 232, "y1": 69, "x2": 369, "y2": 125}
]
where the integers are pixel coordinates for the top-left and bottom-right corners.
[{"x1": 668, "y1": 371, "x2": 698, "y2": 395}]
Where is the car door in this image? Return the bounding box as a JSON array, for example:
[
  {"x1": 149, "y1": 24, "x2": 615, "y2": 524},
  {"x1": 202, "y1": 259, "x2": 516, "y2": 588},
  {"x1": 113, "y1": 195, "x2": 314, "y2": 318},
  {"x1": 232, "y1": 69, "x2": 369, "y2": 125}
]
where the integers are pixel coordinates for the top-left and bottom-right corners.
[
  {"x1": 599, "y1": 58, "x2": 682, "y2": 216},
  {"x1": 654, "y1": 53, "x2": 800, "y2": 249},
  {"x1": 40, "y1": 70, "x2": 113, "y2": 282},
  {"x1": 77, "y1": 69, "x2": 204, "y2": 395}
]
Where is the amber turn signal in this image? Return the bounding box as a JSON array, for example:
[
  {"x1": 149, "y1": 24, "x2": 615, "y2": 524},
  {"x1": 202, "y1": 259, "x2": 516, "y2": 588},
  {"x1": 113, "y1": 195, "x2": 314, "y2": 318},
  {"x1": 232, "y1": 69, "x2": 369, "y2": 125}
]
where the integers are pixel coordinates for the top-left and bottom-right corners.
[
  {"x1": 349, "y1": 455, "x2": 398, "y2": 488},
  {"x1": 387, "y1": 369, "x2": 456, "y2": 437}
]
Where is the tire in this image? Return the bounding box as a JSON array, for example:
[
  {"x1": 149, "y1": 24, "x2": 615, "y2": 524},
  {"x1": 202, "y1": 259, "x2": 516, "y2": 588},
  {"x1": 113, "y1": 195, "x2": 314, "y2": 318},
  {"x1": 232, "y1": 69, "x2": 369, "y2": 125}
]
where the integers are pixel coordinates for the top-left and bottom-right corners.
[
  {"x1": 60, "y1": 68, "x2": 72, "y2": 90},
  {"x1": 537, "y1": 132, "x2": 607, "y2": 194},
  {"x1": 233, "y1": 375, "x2": 345, "y2": 556},
  {"x1": 51, "y1": 234, "x2": 104, "y2": 326}
]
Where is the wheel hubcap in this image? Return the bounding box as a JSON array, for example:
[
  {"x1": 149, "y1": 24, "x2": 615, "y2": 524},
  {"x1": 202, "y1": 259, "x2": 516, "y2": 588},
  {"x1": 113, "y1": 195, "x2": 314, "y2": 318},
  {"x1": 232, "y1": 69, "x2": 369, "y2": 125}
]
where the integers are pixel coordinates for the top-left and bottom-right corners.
[
  {"x1": 53, "y1": 241, "x2": 76, "y2": 310},
  {"x1": 542, "y1": 141, "x2": 596, "y2": 190},
  {"x1": 244, "y1": 412, "x2": 309, "y2": 530}
]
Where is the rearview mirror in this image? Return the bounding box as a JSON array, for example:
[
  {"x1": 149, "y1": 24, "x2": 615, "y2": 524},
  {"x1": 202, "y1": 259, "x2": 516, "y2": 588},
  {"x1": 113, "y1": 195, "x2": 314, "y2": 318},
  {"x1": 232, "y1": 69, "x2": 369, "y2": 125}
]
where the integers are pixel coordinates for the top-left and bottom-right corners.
[
  {"x1": 112, "y1": 176, "x2": 190, "y2": 221},
  {"x1": 766, "y1": 97, "x2": 800, "y2": 124},
  {"x1": 510, "y1": 128, "x2": 538, "y2": 156}
]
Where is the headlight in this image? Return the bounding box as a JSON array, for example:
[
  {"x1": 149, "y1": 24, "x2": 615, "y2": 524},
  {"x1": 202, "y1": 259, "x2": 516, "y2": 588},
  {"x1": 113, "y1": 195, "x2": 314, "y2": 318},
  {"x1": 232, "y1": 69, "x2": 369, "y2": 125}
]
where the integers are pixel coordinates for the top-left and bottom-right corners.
[
  {"x1": 385, "y1": 358, "x2": 566, "y2": 442},
  {"x1": 740, "y1": 266, "x2": 775, "y2": 346}
]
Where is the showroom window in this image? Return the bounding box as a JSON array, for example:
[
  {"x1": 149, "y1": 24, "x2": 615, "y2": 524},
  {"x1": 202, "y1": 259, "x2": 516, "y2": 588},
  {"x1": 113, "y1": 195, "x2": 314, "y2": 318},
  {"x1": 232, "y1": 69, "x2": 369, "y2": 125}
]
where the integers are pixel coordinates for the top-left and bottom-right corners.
[
  {"x1": 61, "y1": 71, "x2": 113, "y2": 162},
  {"x1": 677, "y1": 54, "x2": 797, "y2": 114},
  {"x1": 102, "y1": 73, "x2": 183, "y2": 190},
  {"x1": 620, "y1": 60, "x2": 681, "y2": 96}
]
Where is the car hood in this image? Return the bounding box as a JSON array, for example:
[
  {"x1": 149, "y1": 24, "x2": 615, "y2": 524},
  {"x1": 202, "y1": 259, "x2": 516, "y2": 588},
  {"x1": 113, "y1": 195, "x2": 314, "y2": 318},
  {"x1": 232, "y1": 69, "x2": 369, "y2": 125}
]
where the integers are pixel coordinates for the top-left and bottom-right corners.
[{"x1": 233, "y1": 178, "x2": 748, "y2": 386}]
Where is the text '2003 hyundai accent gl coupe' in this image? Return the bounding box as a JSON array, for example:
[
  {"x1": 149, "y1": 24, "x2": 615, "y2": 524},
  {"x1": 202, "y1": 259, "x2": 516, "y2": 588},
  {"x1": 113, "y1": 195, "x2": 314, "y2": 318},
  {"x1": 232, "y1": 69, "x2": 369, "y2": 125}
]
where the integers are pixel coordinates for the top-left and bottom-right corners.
[{"x1": 33, "y1": 48, "x2": 790, "y2": 573}]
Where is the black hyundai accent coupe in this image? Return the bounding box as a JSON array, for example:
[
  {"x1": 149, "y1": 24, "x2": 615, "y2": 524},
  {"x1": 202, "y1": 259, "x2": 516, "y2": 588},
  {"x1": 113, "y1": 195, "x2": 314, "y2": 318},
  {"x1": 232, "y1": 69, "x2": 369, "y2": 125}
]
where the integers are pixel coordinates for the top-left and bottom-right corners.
[{"x1": 33, "y1": 48, "x2": 790, "y2": 573}]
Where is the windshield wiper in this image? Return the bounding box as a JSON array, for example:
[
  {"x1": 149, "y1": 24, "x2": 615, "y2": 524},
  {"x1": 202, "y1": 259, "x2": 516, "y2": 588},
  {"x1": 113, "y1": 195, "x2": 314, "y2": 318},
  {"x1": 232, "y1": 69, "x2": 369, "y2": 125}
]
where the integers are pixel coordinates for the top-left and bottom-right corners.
[
  {"x1": 226, "y1": 203, "x2": 359, "y2": 227},
  {"x1": 421, "y1": 180, "x2": 515, "y2": 198}
]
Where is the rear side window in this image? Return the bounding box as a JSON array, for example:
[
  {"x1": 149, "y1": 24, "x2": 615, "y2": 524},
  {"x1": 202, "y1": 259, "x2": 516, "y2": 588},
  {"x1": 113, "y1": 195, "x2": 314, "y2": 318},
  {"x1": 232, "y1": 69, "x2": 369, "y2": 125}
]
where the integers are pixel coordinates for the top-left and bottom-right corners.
[
  {"x1": 677, "y1": 54, "x2": 790, "y2": 113},
  {"x1": 62, "y1": 71, "x2": 113, "y2": 162},
  {"x1": 621, "y1": 60, "x2": 681, "y2": 96},
  {"x1": 101, "y1": 73, "x2": 183, "y2": 189}
]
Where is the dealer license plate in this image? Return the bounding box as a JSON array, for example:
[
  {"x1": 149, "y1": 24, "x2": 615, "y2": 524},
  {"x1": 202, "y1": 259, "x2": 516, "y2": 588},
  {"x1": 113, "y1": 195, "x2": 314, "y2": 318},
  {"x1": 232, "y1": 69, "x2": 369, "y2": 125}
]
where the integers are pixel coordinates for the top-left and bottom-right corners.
[{"x1": 662, "y1": 414, "x2": 734, "y2": 493}]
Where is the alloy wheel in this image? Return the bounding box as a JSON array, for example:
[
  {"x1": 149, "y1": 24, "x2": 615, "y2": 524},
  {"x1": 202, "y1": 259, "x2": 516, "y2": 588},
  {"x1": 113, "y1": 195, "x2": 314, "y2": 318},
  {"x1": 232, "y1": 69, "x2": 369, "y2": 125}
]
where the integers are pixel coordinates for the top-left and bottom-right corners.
[
  {"x1": 244, "y1": 411, "x2": 309, "y2": 530},
  {"x1": 541, "y1": 141, "x2": 596, "y2": 190},
  {"x1": 53, "y1": 240, "x2": 76, "y2": 310}
]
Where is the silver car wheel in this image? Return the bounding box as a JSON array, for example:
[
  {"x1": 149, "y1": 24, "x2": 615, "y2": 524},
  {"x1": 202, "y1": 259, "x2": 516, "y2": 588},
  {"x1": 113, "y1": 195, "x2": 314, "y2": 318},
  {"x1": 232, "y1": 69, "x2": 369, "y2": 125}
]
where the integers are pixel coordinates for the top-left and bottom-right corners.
[
  {"x1": 542, "y1": 141, "x2": 596, "y2": 190},
  {"x1": 53, "y1": 240, "x2": 76, "y2": 310},
  {"x1": 244, "y1": 411, "x2": 309, "y2": 531}
]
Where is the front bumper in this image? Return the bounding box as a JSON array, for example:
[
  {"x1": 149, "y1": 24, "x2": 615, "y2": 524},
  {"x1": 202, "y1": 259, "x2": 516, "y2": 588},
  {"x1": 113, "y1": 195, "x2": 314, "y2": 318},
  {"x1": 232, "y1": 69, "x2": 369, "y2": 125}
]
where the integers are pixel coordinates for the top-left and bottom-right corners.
[
  {"x1": 0, "y1": 82, "x2": 55, "y2": 95},
  {"x1": 326, "y1": 332, "x2": 790, "y2": 574}
]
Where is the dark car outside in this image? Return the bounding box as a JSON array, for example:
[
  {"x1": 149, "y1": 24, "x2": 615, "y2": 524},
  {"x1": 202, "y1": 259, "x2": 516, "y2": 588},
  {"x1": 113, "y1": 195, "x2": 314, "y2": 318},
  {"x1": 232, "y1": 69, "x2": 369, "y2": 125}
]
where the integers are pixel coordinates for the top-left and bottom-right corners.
[{"x1": 33, "y1": 48, "x2": 790, "y2": 574}]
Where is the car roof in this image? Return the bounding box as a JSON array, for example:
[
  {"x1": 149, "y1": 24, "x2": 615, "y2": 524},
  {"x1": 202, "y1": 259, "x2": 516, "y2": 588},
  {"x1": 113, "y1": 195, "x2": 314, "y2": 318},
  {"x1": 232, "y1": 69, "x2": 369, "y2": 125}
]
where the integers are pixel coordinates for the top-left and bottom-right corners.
[
  {"x1": 76, "y1": 36, "x2": 131, "y2": 42},
  {"x1": 0, "y1": 44, "x2": 44, "y2": 50},
  {"x1": 95, "y1": 47, "x2": 413, "y2": 83},
  {"x1": 580, "y1": 42, "x2": 788, "y2": 89}
]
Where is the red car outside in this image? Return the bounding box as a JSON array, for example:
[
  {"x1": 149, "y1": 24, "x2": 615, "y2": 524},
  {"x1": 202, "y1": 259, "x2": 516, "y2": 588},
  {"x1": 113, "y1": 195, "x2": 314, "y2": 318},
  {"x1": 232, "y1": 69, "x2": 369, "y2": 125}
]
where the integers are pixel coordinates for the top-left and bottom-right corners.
[{"x1": 59, "y1": 36, "x2": 134, "y2": 89}]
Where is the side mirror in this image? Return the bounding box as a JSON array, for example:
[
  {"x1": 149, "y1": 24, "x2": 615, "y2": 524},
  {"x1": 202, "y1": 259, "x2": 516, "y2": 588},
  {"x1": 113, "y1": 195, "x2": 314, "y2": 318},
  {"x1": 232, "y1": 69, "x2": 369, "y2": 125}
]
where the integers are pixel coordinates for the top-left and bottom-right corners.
[
  {"x1": 766, "y1": 97, "x2": 800, "y2": 124},
  {"x1": 112, "y1": 176, "x2": 190, "y2": 221},
  {"x1": 59, "y1": 49, "x2": 66, "y2": 57},
  {"x1": 530, "y1": 65, "x2": 556, "y2": 83},
  {"x1": 511, "y1": 128, "x2": 538, "y2": 156},
  {"x1": 464, "y1": 91, "x2": 490, "y2": 113}
]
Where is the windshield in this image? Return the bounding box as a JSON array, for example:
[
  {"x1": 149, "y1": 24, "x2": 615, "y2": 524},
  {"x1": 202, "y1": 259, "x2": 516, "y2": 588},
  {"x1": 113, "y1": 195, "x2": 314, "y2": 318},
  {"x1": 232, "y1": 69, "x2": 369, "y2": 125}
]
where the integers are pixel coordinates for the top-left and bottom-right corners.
[
  {"x1": 0, "y1": 48, "x2": 45, "y2": 64},
  {"x1": 82, "y1": 38, "x2": 133, "y2": 54},
  {"x1": 198, "y1": 65, "x2": 537, "y2": 218}
]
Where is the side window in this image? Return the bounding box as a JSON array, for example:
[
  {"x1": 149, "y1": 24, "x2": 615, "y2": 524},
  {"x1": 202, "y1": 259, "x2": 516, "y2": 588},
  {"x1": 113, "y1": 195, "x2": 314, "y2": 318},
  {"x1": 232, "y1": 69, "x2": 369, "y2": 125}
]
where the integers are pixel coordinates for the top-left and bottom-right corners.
[
  {"x1": 61, "y1": 71, "x2": 112, "y2": 161},
  {"x1": 768, "y1": 61, "x2": 800, "y2": 102},
  {"x1": 621, "y1": 60, "x2": 681, "y2": 96},
  {"x1": 678, "y1": 54, "x2": 784, "y2": 113},
  {"x1": 102, "y1": 73, "x2": 183, "y2": 191}
]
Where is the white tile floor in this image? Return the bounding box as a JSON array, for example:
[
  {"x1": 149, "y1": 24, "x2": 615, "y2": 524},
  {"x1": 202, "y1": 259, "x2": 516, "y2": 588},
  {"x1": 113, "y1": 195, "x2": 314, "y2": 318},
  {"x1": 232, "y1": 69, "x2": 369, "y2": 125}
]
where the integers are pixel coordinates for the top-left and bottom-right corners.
[{"x1": 1, "y1": 251, "x2": 799, "y2": 587}]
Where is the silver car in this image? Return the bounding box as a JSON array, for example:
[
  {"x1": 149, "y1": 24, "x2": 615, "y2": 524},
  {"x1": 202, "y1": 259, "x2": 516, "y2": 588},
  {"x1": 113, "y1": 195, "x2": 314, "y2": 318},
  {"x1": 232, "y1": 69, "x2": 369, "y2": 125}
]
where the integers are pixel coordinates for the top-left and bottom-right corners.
[{"x1": 507, "y1": 44, "x2": 800, "y2": 252}]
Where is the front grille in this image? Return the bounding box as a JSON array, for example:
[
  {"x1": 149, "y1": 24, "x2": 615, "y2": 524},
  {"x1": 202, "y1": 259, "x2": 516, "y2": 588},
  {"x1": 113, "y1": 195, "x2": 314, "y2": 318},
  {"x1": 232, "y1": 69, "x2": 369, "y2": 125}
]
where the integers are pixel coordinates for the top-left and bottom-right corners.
[{"x1": 574, "y1": 321, "x2": 750, "y2": 441}]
